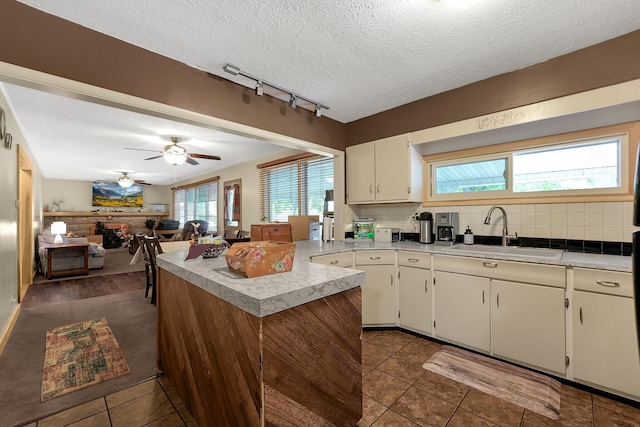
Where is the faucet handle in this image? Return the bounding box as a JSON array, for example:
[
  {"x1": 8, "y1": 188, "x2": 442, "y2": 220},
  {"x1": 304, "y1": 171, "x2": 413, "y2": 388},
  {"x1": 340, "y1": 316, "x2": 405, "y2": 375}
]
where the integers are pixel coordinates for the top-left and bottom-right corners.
[{"x1": 506, "y1": 232, "x2": 518, "y2": 245}]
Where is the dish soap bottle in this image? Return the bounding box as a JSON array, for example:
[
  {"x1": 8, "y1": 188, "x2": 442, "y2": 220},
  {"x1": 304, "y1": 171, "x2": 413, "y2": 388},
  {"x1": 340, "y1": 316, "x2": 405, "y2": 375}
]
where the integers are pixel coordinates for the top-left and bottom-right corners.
[{"x1": 463, "y1": 226, "x2": 474, "y2": 245}]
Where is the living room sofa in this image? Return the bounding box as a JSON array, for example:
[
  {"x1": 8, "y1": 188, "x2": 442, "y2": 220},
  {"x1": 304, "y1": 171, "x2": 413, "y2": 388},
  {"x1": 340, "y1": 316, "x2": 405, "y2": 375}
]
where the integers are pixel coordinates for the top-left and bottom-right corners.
[{"x1": 37, "y1": 228, "x2": 106, "y2": 277}]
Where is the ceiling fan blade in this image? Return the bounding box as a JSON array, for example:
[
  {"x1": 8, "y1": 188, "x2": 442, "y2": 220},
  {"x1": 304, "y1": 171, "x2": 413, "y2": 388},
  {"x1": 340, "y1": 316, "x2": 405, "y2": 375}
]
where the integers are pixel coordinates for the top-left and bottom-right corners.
[
  {"x1": 144, "y1": 155, "x2": 164, "y2": 161},
  {"x1": 134, "y1": 180, "x2": 152, "y2": 185},
  {"x1": 186, "y1": 157, "x2": 199, "y2": 166},
  {"x1": 124, "y1": 147, "x2": 162, "y2": 154},
  {"x1": 190, "y1": 153, "x2": 221, "y2": 161}
]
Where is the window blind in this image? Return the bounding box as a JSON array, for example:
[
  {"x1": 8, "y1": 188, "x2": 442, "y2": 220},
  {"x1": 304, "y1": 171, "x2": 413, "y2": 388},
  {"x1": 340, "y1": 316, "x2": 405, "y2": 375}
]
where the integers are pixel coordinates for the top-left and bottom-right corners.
[
  {"x1": 259, "y1": 155, "x2": 333, "y2": 222},
  {"x1": 173, "y1": 181, "x2": 218, "y2": 232}
]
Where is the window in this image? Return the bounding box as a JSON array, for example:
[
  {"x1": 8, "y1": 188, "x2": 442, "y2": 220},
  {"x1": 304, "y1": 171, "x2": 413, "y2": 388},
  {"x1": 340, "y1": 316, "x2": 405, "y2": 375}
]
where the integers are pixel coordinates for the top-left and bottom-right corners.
[
  {"x1": 428, "y1": 133, "x2": 627, "y2": 201},
  {"x1": 259, "y1": 155, "x2": 333, "y2": 222},
  {"x1": 173, "y1": 179, "x2": 218, "y2": 232}
]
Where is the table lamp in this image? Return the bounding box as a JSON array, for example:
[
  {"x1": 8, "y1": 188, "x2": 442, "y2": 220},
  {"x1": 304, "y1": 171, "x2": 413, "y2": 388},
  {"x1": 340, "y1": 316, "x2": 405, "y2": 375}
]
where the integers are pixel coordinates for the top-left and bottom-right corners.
[{"x1": 51, "y1": 221, "x2": 66, "y2": 244}]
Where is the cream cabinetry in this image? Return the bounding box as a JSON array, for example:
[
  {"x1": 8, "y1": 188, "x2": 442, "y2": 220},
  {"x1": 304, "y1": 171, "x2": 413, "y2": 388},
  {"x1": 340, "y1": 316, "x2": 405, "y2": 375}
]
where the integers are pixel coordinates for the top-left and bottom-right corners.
[
  {"x1": 355, "y1": 250, "x2": 397, "y2": 326},
  {"x1": 433, "y1": 255, "x2": 566, "y2": 373},
  {"x1": 398, "y1": 251, "x2": 432, "y2": 335},
  {"x1": 346, "y1": 134, "x2": 423, "y2": 204},
  {"x1": 310, "y1": 251, "x2": 353, "y2": 268},
  {"x1": 491, "y1": 280, "x2": 565, "y2": 373},
  {"x1": 434, "y1": 270, "x2": 490, "y2": 352},
  {"x1": 571, "y1": 268, "x2": 640, "y2": 398}
]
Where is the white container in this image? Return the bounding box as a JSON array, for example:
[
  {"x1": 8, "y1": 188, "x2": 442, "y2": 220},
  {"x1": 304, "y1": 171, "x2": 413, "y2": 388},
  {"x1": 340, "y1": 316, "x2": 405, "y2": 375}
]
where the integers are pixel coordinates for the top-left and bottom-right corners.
[{"x1": 375, "y1": 228, "x2": 392, "y2": 242}]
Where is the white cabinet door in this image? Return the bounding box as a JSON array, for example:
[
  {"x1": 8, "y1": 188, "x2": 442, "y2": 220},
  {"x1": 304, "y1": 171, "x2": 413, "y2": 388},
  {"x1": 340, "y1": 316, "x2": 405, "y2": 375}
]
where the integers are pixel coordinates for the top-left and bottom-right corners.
[
  {"x1": 399, "y1": 265, "x2": 432, "y2": 335},
  {"x1": 491, "y1": 280, "x2": 566, "y2": 374},
  {"x1": 358, "y1": 264, "x2": 396, "y2": 326},
  {"x1": 572, "y1": 291, "x2": 640, "y2": 398},
  {"x1": 434, "y1": 271, "x2": 490, "y2": 352},
  {"x1": 346, "y1": 143, "x2": 375, "y2": 203},
  {"x1": 374, "y1": 136, "x2": 409, "y2": 202}
]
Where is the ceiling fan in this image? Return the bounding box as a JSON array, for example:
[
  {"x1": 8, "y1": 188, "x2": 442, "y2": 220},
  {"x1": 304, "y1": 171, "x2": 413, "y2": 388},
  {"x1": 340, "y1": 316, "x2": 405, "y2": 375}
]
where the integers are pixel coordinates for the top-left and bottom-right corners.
[
  {"x1": 124, "y1": 136, "x2": 221, "y2": 165},
  {"x1": 101, "y1": 172, "x2": 151, "y2": 188}
]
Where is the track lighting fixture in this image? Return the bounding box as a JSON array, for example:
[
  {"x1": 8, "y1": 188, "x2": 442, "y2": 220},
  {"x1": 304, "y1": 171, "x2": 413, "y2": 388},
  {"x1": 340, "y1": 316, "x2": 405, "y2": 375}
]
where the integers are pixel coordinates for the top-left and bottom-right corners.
[{"x1": 222, "y1": 63, "x2": 329, "y2": 117}]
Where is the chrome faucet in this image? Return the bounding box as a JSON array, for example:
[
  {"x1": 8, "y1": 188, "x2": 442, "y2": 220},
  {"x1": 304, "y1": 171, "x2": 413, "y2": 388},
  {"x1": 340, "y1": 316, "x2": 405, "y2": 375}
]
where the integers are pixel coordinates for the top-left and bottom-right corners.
[{"x1": 484, "y1": 206, "x2": 518, "y2": 247}]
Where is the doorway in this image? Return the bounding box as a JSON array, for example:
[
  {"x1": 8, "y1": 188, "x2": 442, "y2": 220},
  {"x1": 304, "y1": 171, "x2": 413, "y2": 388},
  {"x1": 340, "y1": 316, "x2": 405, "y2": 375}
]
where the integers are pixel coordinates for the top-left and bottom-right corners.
[{"x1": 18, "y1": 145, "x2": 33, "y2": 301}]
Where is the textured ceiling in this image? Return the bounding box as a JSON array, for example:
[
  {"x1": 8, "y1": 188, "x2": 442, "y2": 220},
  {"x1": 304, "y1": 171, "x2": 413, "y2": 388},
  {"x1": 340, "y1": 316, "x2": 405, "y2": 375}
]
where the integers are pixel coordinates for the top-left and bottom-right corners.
[
  {"x1": 5, "y1": 0, "x2": 640, "y2": 184},
  {"x1": 16, "y1": 0, "x2": 640, "y2": 122}
]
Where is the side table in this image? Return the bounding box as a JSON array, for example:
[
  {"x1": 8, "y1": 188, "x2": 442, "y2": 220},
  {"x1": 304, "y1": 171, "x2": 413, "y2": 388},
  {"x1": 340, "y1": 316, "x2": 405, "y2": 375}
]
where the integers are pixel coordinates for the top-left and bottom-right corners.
[{"x1": 46, "y1": 243, "x2": 91, "y2": 280}]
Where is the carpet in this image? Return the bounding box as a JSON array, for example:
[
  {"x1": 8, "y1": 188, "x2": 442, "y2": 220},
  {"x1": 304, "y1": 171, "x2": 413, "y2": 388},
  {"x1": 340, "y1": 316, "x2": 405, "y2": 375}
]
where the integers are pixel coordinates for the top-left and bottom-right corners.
[
  {"x1": 41, "y1": 317, "x2": 130, "y2": 402},
  {"x1": 422, "y1": 345, "x2": 561, "y2": 420},
  {"x1": 0, "y1": 289, "x2": 158, "y2": 427}
]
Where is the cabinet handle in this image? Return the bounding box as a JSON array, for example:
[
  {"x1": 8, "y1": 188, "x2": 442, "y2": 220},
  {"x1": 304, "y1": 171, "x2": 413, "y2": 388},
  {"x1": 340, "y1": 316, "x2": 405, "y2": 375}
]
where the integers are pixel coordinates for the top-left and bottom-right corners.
[
  {"x1": 369, "y1": 184, "x2": 373, "y2": 194},
  {"x1": 497, "y1": 293, "x2": 500, "y2": 308},
  {"x1": 483, "y1": 262, "x2": 498, "y2": 268},
  {"x1": 370, "y1": 256, "x2": 381, "y2": 260},
  {"x1": 579, "y1": 307, "x2": 583, "y2": 324},
  {"x1": 330, "y1": 260, "x2": 339, "y2": 265},
  {"x1": 425, "y1": 280, "x2": 428, "y2": 293},
  {"x1": 408, "y1": 258, "x2": 419, "y2": 263},
  {"x1": 482, "y1": 290, "x2": 485, "y2": 304},
  {"x1": 390, "y1": 275, "x2": 393, "y2": 286},
  {"x1": 377, "y1": 184, "x2": 380, "y2": 193},
  {"x1": 596, "y1": 280, "x2": 620, "y2": 288}
]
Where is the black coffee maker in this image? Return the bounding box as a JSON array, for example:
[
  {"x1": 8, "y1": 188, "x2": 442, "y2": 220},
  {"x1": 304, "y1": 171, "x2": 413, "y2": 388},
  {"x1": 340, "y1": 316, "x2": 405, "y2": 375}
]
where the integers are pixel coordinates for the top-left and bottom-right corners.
[{"x1": 418, "y1": 212, "x2": 434, "y2": 244}]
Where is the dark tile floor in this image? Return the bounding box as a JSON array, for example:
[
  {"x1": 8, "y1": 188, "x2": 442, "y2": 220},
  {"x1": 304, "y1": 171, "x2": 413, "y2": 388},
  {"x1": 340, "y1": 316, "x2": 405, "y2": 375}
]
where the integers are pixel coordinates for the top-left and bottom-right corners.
[{"x1": 27, "y1": 329, "x2": 640, "y2": 426}]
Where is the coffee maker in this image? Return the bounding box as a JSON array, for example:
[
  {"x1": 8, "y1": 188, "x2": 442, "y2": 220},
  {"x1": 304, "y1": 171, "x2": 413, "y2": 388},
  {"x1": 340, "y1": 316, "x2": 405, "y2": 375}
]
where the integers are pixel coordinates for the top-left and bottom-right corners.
[
  {"x1": 435, "y1": 212, "x2": 458, "y2": 245},
  {"x1": 322, "y1": 190, "x2": 334, "y2": 242}
]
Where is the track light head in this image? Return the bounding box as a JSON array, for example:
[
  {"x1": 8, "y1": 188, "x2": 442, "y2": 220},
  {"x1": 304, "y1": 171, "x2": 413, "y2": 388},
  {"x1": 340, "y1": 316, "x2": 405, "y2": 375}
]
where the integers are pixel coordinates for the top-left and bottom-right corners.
[
  {"x1": 223, "y1": 63, "x2": 240, "y2": 76},
  {"x1": 255, "y1": 82, "x2": 264, "y2": 96},
  {"x1": 315, "y1": 105, "x2": 322, "y2": 117},
  {"x1": 289, "y1": 95, "x2": 297, "y2": 109}
]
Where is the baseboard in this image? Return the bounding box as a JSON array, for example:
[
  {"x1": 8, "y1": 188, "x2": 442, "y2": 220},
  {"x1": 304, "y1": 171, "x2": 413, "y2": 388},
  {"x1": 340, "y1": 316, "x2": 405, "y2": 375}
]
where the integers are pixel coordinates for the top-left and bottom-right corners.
[{"x1": 0, "y1": 304, "x2": 21, "y2": 355}]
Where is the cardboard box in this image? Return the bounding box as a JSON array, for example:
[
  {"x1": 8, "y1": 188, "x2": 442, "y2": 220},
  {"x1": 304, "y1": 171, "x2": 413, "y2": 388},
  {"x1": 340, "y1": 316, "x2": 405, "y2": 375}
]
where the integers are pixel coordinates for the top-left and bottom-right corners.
[
  {"x1": 287, "y1": 215, "x2": 320, "y2": 241},
  {"x1": 225, "y1": 241, "x2": 296, "y2": 278}
]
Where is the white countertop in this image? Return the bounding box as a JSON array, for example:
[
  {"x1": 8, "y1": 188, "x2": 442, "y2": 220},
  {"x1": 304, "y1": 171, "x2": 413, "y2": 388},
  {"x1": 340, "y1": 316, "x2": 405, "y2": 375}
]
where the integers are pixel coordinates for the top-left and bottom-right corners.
[{"x1": 156, "y1": 239, "x2": 631, "y2": 318}]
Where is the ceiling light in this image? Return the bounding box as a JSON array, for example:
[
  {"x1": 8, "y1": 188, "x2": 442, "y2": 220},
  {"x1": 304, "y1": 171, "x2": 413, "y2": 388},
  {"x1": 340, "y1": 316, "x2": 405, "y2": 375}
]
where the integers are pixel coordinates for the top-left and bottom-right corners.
[
  {"x1": 290, "y1": 95, "x2": 297, "y2": 109},
  {"x1": 223, "y1": 64, "x2": 240, "y2": 75},
  {"x1": 255, "y1": 82, "x2": 264, "y2": 96},
  {"x1": 163, "y1": 143, "x2": 188, "y2": 165},
  {"x1": 315, "y1": 105, "x2": 322, "y2": 117},
  {"x1": 118, "y1": 173, "x2": 134, "y2": 188}
]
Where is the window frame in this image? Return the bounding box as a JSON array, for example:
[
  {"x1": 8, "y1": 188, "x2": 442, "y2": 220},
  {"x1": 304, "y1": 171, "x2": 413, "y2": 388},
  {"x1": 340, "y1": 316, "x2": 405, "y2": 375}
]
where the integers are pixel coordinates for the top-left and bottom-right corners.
[{"x1": 425, "y1": 126, "x2": 632, "y2": 204}]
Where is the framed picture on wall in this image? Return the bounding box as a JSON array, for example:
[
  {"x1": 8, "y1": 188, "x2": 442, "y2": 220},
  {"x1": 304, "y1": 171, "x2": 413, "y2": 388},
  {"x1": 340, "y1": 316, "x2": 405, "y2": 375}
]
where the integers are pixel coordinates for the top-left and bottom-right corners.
[{"x1": 92, "y1": 182, "x2": 144, "y2": 207}]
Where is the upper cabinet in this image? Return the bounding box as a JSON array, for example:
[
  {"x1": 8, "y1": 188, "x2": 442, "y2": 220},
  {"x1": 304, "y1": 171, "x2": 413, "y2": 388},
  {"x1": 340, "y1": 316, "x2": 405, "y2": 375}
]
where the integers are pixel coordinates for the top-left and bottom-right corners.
[{"x1": 346, "y1": 134, "x2": 423, "y2": 204}]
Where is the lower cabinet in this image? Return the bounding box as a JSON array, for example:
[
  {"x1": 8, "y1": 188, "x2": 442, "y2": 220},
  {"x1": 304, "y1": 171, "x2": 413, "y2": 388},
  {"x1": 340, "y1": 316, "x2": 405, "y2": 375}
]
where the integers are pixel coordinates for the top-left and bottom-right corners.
[
  {"x1": 310, "y1": 251, "x2": 353, "y2": 268},
  {"x1": 434, "y1": 271, "x2": 491, "y2": 352},
  {"x1": 355, "y1": 251, "x2": 397, "y2": 326},
  {"x1": 398, "y1": 251, "x2": 432, "y2": 335},
  {"x1": 491, "y1": 280, "x2": 565, "y2": 373},
  {"x1": 572, "y1": 268, "x2": 640, "y2": 398}
]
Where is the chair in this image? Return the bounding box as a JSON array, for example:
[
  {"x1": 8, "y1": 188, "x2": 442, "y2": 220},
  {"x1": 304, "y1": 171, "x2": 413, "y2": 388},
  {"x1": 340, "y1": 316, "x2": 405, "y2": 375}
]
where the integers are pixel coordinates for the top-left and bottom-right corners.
[
  {"x1": 181, "y1": 220, "x2": 209, "y2": 241},
  {"x1": 137, "y1": 235, "x2": 163, "y2": 305}
]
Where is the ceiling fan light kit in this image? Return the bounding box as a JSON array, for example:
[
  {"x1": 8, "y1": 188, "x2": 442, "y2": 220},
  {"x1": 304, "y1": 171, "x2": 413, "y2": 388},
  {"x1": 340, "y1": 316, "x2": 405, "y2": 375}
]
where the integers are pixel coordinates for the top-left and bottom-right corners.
[
  {"x1": 124, "y1": 136, "x2": 220, "y2": 167},
  {"x1": 118, "y1": 172, "x2": 134, "y2": 188},
  {"x1": 222, "y1": 63, "x2": 328, "y2": 117}
]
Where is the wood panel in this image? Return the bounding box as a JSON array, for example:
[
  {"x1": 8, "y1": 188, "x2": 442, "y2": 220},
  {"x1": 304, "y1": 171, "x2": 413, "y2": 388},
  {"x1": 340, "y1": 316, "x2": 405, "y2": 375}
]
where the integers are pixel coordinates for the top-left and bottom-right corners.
[
  {"x1": 157, "y1": 270, "x2": 262, "y2": 427},
  {"x1": 262, "y1": 288, "x2": 362, "y2": 426}
]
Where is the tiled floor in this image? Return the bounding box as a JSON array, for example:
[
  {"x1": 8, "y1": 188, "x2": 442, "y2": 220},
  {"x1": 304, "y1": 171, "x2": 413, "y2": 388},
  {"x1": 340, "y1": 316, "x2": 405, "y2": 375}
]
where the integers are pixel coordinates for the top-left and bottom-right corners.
[{"x1": 28, "y1": 329, "x2": 640, "y2": 426}]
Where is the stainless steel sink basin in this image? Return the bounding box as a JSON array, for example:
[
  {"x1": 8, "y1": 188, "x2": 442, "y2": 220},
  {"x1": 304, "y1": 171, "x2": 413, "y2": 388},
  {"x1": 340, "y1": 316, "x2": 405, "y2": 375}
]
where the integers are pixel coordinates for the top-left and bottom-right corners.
[{"x1": 447, "y1": 245, "x2": 564, "y2": 259}]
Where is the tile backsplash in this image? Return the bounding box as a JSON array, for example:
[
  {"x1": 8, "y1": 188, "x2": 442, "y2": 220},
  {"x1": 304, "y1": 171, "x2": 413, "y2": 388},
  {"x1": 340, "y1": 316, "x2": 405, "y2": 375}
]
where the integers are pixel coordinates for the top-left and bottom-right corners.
[{"x1": 346, "y1": 201, "x2": 636, "y2": 244}]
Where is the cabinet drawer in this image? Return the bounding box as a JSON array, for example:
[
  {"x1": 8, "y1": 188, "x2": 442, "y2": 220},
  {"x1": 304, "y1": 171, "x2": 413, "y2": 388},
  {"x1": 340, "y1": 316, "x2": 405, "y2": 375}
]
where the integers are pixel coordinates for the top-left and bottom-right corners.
[
  {"x1": 250, "y1": 224, "x2": 292, "y2": 242},
  {"x1": 434, "y1": 255, "x2": 565, "y2": 288},
  {"x1": 355, "y1": 250, "x2": 396, "y2": 265},
  {"x1": 398, "y1": 251, "x2": 430, "y2": 268},
  {"x1": 573, "y1": 267, "x2": 632, "y2": 297},
  {"x1": 311, "y1": 252, "x2": 353, "y2": 268}
]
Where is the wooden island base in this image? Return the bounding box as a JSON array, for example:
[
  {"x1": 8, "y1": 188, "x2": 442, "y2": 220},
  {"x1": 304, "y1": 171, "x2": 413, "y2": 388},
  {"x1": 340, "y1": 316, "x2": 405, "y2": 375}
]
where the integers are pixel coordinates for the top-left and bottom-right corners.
[{"x1": 157, "y1": 269, "x2": 363, "y2": 426}]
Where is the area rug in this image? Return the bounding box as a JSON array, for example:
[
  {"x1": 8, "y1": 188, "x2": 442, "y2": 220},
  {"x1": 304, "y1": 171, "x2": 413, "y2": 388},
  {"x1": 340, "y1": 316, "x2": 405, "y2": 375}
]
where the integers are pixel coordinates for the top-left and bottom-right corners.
[
  {"x1": 422, "y1": 345, "x2": 561, "y2": 420},
  {"x1": 41, "y1": 317, "x2": 130, "y2": 401}
]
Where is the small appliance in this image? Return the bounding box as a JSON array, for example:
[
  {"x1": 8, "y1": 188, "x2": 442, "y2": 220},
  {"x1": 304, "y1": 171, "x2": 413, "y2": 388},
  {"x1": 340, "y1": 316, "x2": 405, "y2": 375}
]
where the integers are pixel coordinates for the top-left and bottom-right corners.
[
  {"x1": 322, "y1": 189, "x2": 335, "y2": 242},
  {"x1": 374, "y1": 228, "x2": 400, "y2": 243},
  {"x1": 353, "y1": 218, "x2": 375, "y2": 239},
  {"x1": 418, "y1": 212, "x2": 434, "y2": 244},
  {"x1": 435, "y1": 212, "x2": 458, "y2": 245}
]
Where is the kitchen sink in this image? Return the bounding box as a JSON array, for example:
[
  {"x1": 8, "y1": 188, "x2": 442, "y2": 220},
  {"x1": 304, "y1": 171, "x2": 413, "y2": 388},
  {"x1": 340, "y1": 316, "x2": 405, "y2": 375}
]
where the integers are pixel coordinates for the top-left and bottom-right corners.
[{"x1": 446, "y1": 244, "x2": 564, "y2": 259}]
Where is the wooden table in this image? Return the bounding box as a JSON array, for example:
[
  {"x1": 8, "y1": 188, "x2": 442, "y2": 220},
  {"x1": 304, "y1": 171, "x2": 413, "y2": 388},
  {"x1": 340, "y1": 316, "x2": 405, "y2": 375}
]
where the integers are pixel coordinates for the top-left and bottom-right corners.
[{"x1": 46, "y1": 243, "x2": 90, "y2": 280}]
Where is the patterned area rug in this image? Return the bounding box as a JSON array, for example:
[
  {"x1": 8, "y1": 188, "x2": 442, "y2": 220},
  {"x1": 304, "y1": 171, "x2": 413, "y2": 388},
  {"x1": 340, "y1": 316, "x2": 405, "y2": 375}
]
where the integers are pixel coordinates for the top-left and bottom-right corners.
[
  {"x1": 423, "y1": 345, "x2": 561, "y2": 420},
  {"x1": 41, "y1": 317, "x2": 130, "y2": 401}
]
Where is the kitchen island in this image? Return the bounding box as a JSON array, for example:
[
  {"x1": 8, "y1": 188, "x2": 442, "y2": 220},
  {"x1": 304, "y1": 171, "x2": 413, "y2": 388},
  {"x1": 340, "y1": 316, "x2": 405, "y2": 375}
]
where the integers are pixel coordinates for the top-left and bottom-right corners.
[{"x1": 155, "y1": 247, "x2": 365, "y2": 427}]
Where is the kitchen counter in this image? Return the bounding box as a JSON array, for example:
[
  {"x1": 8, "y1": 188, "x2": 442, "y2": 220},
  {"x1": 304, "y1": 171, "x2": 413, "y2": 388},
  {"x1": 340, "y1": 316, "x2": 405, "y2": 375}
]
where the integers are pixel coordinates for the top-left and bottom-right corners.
[{"x1": 301, "y1": 239, "x2": 632, "y2": 272}]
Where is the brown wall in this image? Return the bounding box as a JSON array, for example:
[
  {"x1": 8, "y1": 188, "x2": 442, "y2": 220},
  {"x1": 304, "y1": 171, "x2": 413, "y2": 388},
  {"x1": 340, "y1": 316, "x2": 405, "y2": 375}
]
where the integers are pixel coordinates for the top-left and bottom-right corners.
[
  {"x1": 3, "y1": 2, "x2": 640, "y2": 151},
  {"x1": 346, "y1": 30, "x2": 640, "y2": 145}
]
